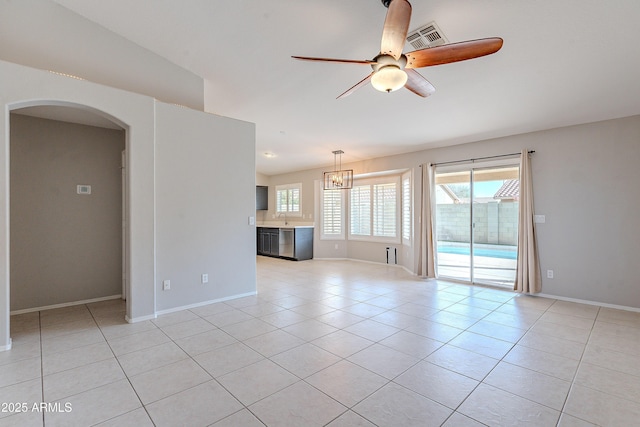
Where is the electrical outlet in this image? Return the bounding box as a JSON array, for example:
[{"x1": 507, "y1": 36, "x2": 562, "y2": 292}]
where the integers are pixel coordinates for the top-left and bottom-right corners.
[
  {"x1": 547, "y1": 270, "x2": 554, "y2": 279},
  {"x1": 201, "y1": 274, "x2": 209, "y2": 284},
  {"x1": 163, "y1": 280, "x2": 171, "y2": 290}
]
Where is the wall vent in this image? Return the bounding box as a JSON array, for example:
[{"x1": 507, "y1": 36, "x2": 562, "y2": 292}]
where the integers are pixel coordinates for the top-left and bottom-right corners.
[{"x1": 406, "y1": 21, "x2": 447, "y2": 50}]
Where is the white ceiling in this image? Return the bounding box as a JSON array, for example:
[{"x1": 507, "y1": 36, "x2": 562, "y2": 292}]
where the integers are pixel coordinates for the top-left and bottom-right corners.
[{"x1": 49, "y1": 0, "x2": 640, "y2": 175}]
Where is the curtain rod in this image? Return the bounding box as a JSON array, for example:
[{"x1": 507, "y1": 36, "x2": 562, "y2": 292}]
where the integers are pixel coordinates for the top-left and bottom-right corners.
[{"x1": 421, "y1": 150, "x2": 535, "y2": 167}]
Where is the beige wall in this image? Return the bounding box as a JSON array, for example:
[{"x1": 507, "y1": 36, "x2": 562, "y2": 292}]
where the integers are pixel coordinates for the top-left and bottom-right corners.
[{"x1": 10, "y1": 114, "x2": 125, "y2": 310}]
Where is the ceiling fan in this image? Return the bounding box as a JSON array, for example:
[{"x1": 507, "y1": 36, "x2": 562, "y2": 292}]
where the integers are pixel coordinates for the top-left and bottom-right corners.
[{"x1": 292, "y1": 0, "x2": 503, "y2": 98}]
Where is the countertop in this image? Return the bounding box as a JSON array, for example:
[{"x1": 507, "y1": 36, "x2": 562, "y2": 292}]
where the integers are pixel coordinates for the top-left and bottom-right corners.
[{"x1": 257, "y1": 222, "x2": 314, "y2": 229}]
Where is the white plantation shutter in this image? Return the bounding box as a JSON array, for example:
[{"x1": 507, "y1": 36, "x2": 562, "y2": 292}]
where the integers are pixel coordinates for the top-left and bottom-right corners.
[
  {"x1": 402, "y1": 173, "x2": 411, "y2": 243},
  {"x1": 350, "y1": 185, "x2": 371, "y2": 236},
  {"x1": 348, "y1": 176, "x2": 400, "y2": 242},
  {"x1": 276, "y1": 188, "x2": 288, "y2": 212},
  {"x1": 321, "y1": 189, "x2": 344, "y2": 238},
  {"x1": 275, "y1": 183, "x2": 302, "y2": 216},
  {"x1": 373, "y1": 183, "x2": 396, "y2": 237},
  {"x1": 289, "y1": 187, "x2": 300, "y2": 213}
]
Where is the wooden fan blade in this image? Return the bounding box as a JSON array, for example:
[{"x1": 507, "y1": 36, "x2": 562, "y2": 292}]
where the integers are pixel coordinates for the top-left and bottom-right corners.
[
  {"x1": 380, "y1": 0, "x2": 412, "y2": 60},
  {"x1": 292, "y1": 56, "x2": 376, "y2": 65},
  {"x1": 404, "y1": 69, "x2": 435, "y2": 97},
  {"x1": 337, "y1": 73, "x2": 374, "y2": 99},
  {"x1": 405, "y1": 37, "x2": 503, "y2": 69}
]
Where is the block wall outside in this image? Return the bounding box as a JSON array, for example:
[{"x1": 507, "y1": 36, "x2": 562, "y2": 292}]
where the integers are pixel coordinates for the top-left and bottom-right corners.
[{"x1": 436, "y1": 201, "x2": 518, "y2": 245}]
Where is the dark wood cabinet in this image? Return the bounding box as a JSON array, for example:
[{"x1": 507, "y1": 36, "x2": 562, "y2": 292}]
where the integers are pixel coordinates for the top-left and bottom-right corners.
[
  {"x1": 256, "y1": 186, "x2": 268, "y2": 210},
  {"x1": 257, "y1": 227, "x2": 313, "y2": 260},
  {"x1": 257, "y1": 227, "x2": 279, "y2": 256}
]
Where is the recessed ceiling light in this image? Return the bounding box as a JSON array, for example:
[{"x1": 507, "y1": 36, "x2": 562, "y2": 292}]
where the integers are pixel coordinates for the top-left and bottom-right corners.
[{"x1": 264, "y1": 152, "x2": 276, "y2": 158}]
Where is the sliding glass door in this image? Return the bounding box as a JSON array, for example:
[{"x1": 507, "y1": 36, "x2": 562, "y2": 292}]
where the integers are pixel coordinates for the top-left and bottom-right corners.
[
  {"x1": 434, "y1": 170, "x2": 472, "y2": 281},
  {"x1": 435, "y1": 165, "x2": 519, "y2": 286}
]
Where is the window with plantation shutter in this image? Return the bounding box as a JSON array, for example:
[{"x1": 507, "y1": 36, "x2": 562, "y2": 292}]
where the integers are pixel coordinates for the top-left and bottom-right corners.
[
  {"x1": 402, "y1": 172, "x2": 411, "y2": 245},
  {"x1": 348, "y1": 176, "x2": 400, "y2": 243},
  {"x1": 373, "y1": 183, "x2": 396, "y2": 237},
  {"x1": 321, "y1": 189, "x2": 345, "y2": 239},
  {"x1": 275, "y1": 183, "x2": 302, "y2": 216},
  {"x1": 350, "y1": 185, "x2": 371, "y2": 236}
]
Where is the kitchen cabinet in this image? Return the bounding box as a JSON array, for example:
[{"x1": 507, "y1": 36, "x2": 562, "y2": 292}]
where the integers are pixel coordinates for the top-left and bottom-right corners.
[
  {"x1": 256, "y1": 226, "x2": 313, "y2": 260},
  {"x1": 256, "y1": 186, "x2": 268, "y2": 210},
  {"x1": 257, "y1": 227, "x2": 279, "y2": 256}
]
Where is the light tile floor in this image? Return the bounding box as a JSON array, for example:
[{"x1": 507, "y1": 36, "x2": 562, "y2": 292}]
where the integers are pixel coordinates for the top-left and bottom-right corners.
[{"x1": 3, "y1": 257, "x2": 640, "y2": 426}]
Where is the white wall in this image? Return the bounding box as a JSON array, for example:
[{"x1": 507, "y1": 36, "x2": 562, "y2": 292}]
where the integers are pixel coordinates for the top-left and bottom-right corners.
[
  {"x1": 265, "y1": 116, "x2": 640, "y2": 309},
  {"x1": 0, "y1": 60, "x2": 256, "y2": 351},
  {"x1": 0, "y1": 59, "x2": 157, "y2": 351},
  {"x1": 0, "y1": 0, "x2": 204, "y2": 110},
  {"x1": 256, "y1": 172, "x2": 269, "y2": 186},
  {"x1": 155, "y1": 102, "x2": 256, "y2": 312}
]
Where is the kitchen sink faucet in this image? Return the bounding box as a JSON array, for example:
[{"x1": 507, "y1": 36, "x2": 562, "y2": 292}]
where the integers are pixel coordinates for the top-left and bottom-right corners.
[{"x1": 278, "y1": 212, "x2": 288, "y2": 225}]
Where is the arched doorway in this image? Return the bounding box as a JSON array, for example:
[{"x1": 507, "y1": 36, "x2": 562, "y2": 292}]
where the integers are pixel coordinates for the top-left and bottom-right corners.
[{"x1": 9, "y1": 102, "x2": 128, "y2": 314}]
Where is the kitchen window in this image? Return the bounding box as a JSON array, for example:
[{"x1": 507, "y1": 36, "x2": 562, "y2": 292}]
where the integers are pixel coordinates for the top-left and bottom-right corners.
[{"x1": 275, "y1": 183, "x2": 302, "y2": 216}]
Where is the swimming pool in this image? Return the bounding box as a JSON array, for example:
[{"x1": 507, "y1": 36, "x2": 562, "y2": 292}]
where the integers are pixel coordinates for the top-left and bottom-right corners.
[{"x1": 437, "y1": 243, "x2": 517, "y2": 260}]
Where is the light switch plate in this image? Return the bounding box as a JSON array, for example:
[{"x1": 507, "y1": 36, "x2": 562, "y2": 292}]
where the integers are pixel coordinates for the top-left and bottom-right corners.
[{"x1": 534, "y1": 215, "x2": 546, "y2": 223}]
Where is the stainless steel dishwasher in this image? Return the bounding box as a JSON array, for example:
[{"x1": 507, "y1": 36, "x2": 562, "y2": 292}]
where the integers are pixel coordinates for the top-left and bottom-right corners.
[{"x1": 279, "y1": 228, "x2": 294, "y2": 258}]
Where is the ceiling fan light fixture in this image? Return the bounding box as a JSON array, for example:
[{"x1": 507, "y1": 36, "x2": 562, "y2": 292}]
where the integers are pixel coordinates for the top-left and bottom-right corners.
[{"x1": 371, "y1": 65, "x2": 408, "y2": 93}]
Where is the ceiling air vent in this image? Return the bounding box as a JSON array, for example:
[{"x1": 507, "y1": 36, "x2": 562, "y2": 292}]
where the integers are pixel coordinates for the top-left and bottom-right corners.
[{"x1": 406, "y1": 21, "x2": 447, "y2": 50}]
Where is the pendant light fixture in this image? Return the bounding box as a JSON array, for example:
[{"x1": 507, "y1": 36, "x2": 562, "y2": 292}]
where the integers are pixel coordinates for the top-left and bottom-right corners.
[{"x1": 323, "y1": 150, "x2": 353, "y2": 190}]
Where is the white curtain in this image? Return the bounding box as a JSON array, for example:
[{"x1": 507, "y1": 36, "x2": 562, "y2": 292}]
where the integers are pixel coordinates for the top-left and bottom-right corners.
[
  {"x1": 515, "y1": 150, "x2": 541, "y2": 293},
  {"x1": 418, "y1": 163, "x2": 437, "y2": 278}
]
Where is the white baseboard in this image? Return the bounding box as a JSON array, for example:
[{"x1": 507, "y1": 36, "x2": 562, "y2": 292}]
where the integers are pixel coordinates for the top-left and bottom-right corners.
[
  {"x1": 125, "y1": 313, "x2": 157, "y2": 323},
  {"x1": 0, "y1": 338, "x2": 12, "y2": 352},
  {"x1": 154, "y1": 291, "x2": 258, "y2": 316},
  {"x1": 536, "y1": 293, "x2": 640, "y2": 313},
  {"x1": 10, "y1": 295, "x2": 122, "y2": 315}
]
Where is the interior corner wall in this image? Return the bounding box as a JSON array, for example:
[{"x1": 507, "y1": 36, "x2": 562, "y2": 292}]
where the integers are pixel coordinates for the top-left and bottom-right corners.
[
  {"x1": 10, "y1": 114, "x2": 124, "y2": 310},
  {"x1": 0, "y1": 59, "x2": 157, "y2": 350},
  {"x1": 0, "y1": 0, "x2": 204, "y2": 110},
  {"x1": 154, "y1": 101, "x2": 256, "y2": 312}
]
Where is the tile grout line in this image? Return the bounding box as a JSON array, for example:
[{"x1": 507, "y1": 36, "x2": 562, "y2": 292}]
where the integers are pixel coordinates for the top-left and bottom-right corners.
[
  {"x1": 86, "y1": 302, "x2": 157, "y2": 427},
  {"x1": 555, "y1": 304, "x2": 601, "y2": 426}
]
